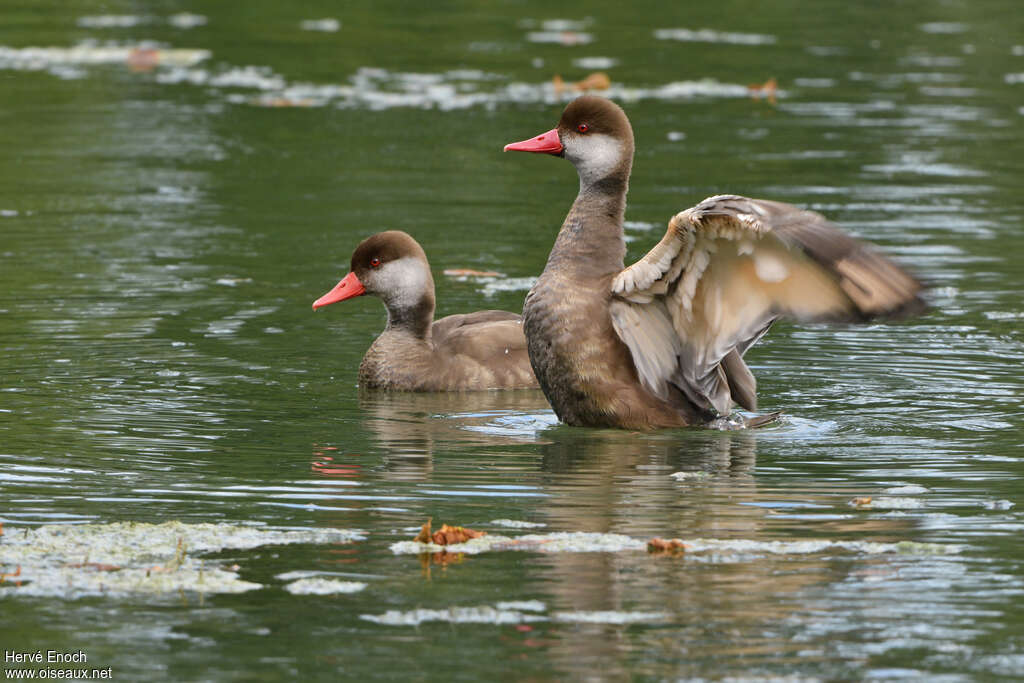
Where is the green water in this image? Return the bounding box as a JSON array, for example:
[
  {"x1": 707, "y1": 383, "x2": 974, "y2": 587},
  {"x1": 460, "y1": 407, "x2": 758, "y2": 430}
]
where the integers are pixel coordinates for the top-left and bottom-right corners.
[{"x1": 2, "y1": 1, "x2": 1023, "y2": 680}]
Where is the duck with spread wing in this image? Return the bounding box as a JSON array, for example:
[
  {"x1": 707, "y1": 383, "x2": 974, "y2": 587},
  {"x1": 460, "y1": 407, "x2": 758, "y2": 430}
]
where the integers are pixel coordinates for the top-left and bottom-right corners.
[{"x1": 505, "y1": 96, "x2": 924, "y2": 430}]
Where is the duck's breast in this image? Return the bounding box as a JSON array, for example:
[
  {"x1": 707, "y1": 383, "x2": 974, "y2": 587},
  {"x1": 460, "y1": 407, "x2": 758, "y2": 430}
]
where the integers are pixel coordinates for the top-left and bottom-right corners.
[{"x1": 523, "y1": 270, "x2": 632, "y2": 422}]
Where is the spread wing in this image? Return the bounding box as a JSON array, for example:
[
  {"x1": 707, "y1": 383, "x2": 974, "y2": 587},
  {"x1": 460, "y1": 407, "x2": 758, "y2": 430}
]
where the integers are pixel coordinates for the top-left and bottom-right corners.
[{"x1": 609, "y1": 194, "x2": 924, "y2": 416}]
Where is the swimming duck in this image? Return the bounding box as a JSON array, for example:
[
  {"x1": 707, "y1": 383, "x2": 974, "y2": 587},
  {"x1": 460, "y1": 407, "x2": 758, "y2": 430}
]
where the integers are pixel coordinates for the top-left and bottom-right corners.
[
  {"x1": 313, "y1": 231, "x2": 538, "y2": 391},
  {"x1": 505, "y1": 96, "x2": 923, "y2": 429}
]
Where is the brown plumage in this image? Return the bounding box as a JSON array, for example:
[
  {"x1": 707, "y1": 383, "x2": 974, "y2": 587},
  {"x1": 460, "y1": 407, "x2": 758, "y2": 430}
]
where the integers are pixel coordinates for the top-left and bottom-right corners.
[
  {"x1": 505, "y1": 95, "x2": 924, "y2": 429},
  {"x1": 312, "y1": 231, "x2": 538, "y2": 391}
]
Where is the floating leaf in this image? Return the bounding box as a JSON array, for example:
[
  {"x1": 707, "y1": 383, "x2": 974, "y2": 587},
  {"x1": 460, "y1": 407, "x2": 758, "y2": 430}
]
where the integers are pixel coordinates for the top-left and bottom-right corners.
[
  {"x1": 64, "y1": 562, "x2": 121, "y2": 572},
  {"x1": 647, "y1": 538, "x2": 689, "y2": 554},
  {"x1": 553, "y1": 71, "x2": 611, "y2": 94},
  {"x1": 443, "y1": 268, "x2": 503, "y2": 278},
  {"x1": 414, "y1": 519, "x2": 434, "y2": 544},
  {"x1": 433, "y1": 524, "x2": 486, "y2": 546},
  {"x1": 747, "y1": 77, "x2": 778, "y2": 104},
  {"x1": 412, "y1": 519, "x2": 486, "y2": 546}
]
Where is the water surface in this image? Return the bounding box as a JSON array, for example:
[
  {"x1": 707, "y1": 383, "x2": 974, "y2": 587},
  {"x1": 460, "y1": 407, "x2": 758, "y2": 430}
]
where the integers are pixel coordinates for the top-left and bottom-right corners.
[{"x1": 2, "y1": 1, "x2": 1023, "y2": 680}]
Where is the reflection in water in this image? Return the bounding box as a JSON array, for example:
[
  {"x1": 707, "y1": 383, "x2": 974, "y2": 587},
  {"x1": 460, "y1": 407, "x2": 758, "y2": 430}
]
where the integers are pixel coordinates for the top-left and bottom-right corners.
[
  {"x1": 518, "y1": 426, "x2": 932, "y2": 678},
  {"x1": 358, "y1": 390, "x2": 553, "y2": 479},
  {"x1": 526, "y1": 427, "x2": 757, "y2": 678},
  {"x1": 357, "y1": 405, "x2": 938, "y2": 677},
  {"x1": 538, "y1": 425, "x2": 758, "y2": 476}
]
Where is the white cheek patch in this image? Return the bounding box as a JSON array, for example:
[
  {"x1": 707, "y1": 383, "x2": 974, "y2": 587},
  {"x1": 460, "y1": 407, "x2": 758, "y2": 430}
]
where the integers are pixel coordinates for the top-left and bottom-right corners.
[
  {"x1": 568, "y1": 134, "x2": 623, "y2": 185},
  {"x1": 374, "y1": 257, "x2": 430, "y2": 308}
]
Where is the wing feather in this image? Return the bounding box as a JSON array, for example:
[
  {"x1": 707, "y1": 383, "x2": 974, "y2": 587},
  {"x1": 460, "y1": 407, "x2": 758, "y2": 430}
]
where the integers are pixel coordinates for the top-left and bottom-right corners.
[
  {"x1": 610, "y1": 194, "x2": 924, "y2": 417},
  {"x1": 608, "y1": 299, "x2": 681, "y2": 400}
]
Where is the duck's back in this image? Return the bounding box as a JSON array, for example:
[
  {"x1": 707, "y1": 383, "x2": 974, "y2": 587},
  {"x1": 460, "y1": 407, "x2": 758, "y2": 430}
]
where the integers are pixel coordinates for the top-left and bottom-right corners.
[
  {"x1": 430, "y1": 310, "x2": 538, "y2": 390},
  {"x1": 359, "y1": 311, "x2": 537, "y2": 392}
]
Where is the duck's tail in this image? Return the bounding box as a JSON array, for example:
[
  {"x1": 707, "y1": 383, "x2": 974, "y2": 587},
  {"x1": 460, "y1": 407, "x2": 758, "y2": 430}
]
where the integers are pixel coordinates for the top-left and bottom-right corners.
[
  {"x1": 707, "y1": 410, "x2": 784, "y2": 431},
  {"x1": 744, "y1": 411, "x2": 783, "y2": 429}
]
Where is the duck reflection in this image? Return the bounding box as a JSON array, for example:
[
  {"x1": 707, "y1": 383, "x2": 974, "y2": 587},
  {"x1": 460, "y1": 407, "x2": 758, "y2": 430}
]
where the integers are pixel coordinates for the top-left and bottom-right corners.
[
  {"x1": 356, "y1": 401, "x2": 919, "y2": 676},
  {"x1": 535, "y1": 426, "x2": 762, "y2": 538},
  {"x1": 539, "y1": 426, "x2": 758, "y2": 476},
  {"x1": 358, "y1": 389, "x2": 553, "y2": 479},
  {"x1": 522, "y1": 426, "x2": 918, "y2": 676}
]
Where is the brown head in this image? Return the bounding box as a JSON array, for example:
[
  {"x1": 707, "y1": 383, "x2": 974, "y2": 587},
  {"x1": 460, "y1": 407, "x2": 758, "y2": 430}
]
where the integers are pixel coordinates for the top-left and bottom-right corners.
[
  {"x1": 505, "y1": 95, "x2": 635, "y2": 189},
  {"x1": 312, "y1": 230, "x2": 436, "y2": 336}
]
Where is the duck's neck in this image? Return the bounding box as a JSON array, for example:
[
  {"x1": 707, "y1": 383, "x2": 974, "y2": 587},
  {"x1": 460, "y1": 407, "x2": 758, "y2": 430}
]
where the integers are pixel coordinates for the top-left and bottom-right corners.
[
  {"x1": 546, "y1": 173, "x2": 629, "y2": 278},
  {"x1": 383, "y1": 291, "x2": 435, "y2": 341}
]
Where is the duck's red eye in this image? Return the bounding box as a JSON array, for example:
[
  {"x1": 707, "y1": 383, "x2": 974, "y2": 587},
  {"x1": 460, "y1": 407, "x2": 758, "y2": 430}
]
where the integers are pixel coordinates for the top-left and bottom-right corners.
[
  {"x1": 370, "y1": 257, "x2": 382, "y2": 268},
  {"x1": 577, "y1": 123, "x2": 589, "y2": 133}
]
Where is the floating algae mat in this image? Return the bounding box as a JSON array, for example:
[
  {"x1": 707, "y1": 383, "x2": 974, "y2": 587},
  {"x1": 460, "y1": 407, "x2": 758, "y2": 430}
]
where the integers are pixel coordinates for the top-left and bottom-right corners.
[
  {"x1": 284, "y1": 578, "x2": 368, "y2": 595},
  {"x1": 361, "y1": 602, "x2": 668, "y2": 626},
  {"x1": 0, "y1": 43, "x2": 759, "y2": 112},
  {"x1": 0, "y1": 521, "x2": 364, "y2": 599},
  {"x1": 390, "y1": 531, "x2": 960, "y2": 558}
]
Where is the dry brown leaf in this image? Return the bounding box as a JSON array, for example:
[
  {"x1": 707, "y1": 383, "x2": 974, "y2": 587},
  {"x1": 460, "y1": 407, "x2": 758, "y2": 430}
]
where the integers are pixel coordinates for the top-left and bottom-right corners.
[
  {"x1": 443, "y1": 268, "x2": 502, "y2": 278},
  {"x1": 412, "y1": 519, "x2": 486, "y2": 546},
  {"x1": 431, "y1": 524, "x2": 486, "y2": 546},
  {"x1": 574, "y1": 72, "x2": 611, "y2": 91},
  {"x1": 127, "y1": 48, "x2": 161, "y2": 72},
  {"x1": 748, "y1": 77, "x2": 778, "y2": 104},
  {"x1": 253, "y1": 97, "x2": 316, "y2": 108},
  {"x1": 414, "y1": 518, "x2": 433, "y2": 544},
  {"x1": 647, "y1": 537, "x2": 689, "y2": 554},
  {"x1": 553, "y1": 72, "x2": 611, "y2": 95},
  {"x1": 65, "y1": 562, "x2": 122, "y2": 572}
]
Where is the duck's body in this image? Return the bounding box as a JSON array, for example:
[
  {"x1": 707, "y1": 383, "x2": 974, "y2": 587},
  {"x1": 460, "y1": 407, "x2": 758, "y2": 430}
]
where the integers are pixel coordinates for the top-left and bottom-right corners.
[
  {"x1": 523, "y1": 188, "x2": 701, "y2": 429},
  {"x1": 313, "y1": 231, "x2": 538, "y2": 392},
  {"x1": 507, "y1": 96, "x2": 924, "y2": 429},
  {"x1": 358, "y1": 309, "x2": 536, "y2": 391}
]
